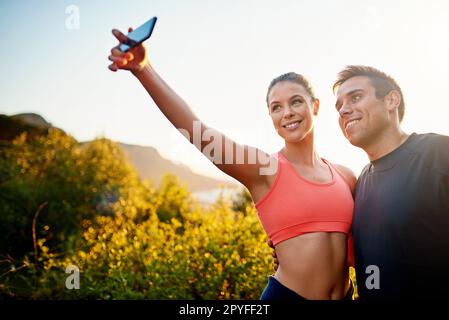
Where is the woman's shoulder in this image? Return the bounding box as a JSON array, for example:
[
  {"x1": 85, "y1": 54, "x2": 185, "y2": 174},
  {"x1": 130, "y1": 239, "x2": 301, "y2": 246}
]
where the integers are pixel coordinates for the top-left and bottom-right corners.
[{"x1": 332, "y1": 163, "x2": 357, "y2": 194}]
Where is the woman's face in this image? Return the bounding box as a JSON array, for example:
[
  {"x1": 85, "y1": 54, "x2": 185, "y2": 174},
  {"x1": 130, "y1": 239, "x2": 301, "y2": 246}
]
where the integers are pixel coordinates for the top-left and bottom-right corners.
[{"x1": 267, "y1": 81, "x2": 319, "y2": 143}]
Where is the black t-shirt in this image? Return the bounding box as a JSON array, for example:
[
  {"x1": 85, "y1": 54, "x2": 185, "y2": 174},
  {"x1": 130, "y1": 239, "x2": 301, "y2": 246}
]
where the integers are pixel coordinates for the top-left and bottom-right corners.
[{"x1": 353, "y1": 133, "x2": 449, "y2": 300}]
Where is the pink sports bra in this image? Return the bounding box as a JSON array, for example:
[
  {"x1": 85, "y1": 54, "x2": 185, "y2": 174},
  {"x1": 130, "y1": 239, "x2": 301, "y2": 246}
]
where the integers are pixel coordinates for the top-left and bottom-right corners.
[{"x1": 255, "y1": 152, "x2": 354, "y2": 264}]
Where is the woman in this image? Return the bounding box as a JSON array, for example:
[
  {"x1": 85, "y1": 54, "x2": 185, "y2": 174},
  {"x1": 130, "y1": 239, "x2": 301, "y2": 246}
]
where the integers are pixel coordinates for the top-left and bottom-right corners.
[{"x1": 108, "y1": 27, "x2": 356, "y2": 300}]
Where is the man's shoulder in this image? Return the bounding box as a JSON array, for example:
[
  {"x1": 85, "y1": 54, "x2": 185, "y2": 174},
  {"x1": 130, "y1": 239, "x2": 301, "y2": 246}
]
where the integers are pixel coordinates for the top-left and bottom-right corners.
[
  {"x1": 413, "y1": 132, "x2": 449, "y2": 150},
  {"x1": 411, "y1": 132, "x2": 449, "y2": 173},
  {"x1": 357, "y1": 163, "x2": 372, "y2": 179}
]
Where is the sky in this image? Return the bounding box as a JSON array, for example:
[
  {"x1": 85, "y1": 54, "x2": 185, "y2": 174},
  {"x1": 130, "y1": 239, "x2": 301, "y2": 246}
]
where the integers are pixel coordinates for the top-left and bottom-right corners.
[{"x1": 1, "y1": 0, "x2": 449, "y2": 183}]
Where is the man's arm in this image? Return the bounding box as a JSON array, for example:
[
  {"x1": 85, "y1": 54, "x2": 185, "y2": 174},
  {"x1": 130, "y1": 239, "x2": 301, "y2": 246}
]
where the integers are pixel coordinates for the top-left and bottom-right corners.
[{"x1": 267, "y1": 239, "x2": 279, "y2": 271}]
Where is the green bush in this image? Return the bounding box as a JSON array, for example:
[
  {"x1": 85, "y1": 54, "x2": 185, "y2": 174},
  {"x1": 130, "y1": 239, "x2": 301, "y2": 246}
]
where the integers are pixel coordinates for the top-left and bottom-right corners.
[
  {"x1": 0, "y1": 128, "x2": 356, "y2": 299},
  {"x1": 0, "y1": 131, "x2": 273, "y2": 299}
]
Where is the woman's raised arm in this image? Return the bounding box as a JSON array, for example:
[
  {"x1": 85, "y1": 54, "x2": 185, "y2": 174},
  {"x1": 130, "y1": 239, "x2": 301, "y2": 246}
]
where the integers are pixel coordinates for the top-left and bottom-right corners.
[{"x1": 108, "y1": 28, "x2": 276, "y2": 189}]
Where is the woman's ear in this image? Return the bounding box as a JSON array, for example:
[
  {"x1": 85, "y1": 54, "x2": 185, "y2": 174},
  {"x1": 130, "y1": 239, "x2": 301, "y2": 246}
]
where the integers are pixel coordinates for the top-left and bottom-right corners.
[{"x1": 313, "y1": 98, "x2": 320, "y2": 116}]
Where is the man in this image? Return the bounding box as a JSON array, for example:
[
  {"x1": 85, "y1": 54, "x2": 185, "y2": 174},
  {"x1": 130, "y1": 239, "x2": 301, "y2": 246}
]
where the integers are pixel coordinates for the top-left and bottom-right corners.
[{"x1": 272, "y1": 65, "x2": 449, "y2": 300}]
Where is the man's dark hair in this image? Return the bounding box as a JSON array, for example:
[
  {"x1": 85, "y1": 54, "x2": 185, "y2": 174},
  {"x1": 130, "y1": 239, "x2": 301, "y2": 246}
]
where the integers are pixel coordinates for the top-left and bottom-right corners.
[
  {"x1": 266, "y1": 72, "x2": 317, "y2": 106},
  {"x1": 333, "y1": 65, "x2": 405, "y2": 122}
]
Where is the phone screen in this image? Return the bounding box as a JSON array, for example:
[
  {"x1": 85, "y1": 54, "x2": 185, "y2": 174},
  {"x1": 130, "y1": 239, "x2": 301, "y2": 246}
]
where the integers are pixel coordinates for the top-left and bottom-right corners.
[{"x1": 119, "y1": 16, "x2": 157, "y2": 52}]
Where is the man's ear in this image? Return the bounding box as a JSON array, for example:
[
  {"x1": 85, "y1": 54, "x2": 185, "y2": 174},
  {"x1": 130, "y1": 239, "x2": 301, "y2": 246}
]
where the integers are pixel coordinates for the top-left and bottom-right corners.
[
  {"x1": 385, "y1": 90, "x2": 401, "y2": 112},
  {"x1": 313, "y1": 98, "x2": 320, "y2": 116}
]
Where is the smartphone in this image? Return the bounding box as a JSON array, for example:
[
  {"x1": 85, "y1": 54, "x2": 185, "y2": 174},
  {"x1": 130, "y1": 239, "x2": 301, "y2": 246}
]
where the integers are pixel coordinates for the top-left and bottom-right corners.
[{"x1": 119, "y1": 16, "x2": 157, "y2": 52}]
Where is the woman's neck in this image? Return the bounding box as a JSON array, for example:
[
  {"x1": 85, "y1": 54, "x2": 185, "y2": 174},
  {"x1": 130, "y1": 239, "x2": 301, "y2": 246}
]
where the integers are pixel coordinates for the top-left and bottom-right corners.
[{"x1": 282, "y1": 132, "x2": 321, "y2": 167}]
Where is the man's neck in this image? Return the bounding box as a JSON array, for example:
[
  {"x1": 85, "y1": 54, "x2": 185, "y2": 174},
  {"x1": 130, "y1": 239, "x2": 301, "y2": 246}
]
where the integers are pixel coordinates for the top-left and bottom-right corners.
[{"x1": 364, "y1": 128, "x2": 410, "y2": 162}]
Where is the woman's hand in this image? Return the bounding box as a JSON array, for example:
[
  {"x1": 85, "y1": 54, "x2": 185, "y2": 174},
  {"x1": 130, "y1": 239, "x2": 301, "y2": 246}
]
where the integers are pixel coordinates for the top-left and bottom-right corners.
[{"x1": 108, "y1": 27, "x2": 148, "y2": 74}]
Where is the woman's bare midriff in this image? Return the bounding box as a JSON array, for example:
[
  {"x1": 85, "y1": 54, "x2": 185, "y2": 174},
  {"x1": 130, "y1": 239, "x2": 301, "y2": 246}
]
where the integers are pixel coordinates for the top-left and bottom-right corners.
[{"x1": 273, "y1": 232, "x2": 350, "y2": 300}]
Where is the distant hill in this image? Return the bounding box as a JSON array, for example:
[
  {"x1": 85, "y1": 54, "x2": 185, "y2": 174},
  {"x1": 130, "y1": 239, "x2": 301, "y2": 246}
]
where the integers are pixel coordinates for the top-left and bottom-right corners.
[
  {"x1": 11, "y1": 113, "x2": 52, "y2": 129},
  {"x1": 117, "y1": 142, "x2": 237, "y2": 192},
  {"x1": 0, "y1": 113, "x2": 238, "y2": 193},
  {"x1": 0, "y1": 113, "x2": 58, "y2": 143}
]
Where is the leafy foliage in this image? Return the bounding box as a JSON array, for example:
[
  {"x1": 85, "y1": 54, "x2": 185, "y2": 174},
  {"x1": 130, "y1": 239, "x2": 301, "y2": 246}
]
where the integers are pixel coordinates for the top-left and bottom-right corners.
[
  {"x1": 0, "y1": 124, "x2": 357, "y2": 299},
  {"x1": 0, "y1": 129, "x2": 273, "y2": 299}
]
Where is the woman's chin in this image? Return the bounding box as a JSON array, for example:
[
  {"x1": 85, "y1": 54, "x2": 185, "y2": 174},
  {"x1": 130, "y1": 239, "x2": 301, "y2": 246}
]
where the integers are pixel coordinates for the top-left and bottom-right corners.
[{"x1": 283, "y1": 132, "x2": 309, "y2": 143}]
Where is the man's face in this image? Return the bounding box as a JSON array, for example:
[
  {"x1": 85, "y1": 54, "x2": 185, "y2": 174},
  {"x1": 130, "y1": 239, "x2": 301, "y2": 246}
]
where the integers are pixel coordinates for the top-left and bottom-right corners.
[{"x1": 335, "y1": 76, "x2": 390, "y2": 148}]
